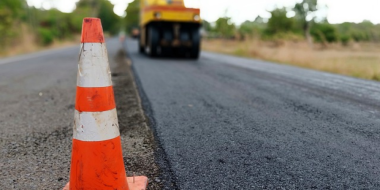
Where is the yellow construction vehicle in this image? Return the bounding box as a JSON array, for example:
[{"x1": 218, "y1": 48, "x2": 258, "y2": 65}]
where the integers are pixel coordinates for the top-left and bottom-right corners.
[{"x1": 139, "y1": 0, "x2": 201, "y2": 59}]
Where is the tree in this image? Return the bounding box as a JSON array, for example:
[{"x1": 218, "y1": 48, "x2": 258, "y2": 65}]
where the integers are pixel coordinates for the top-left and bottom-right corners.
[
  {"x1": 238, "y1": 16, "x2": 266, "y2": 38},
  {"x1": 335, "y1": 21, "x2": 380, "y2": 42},
  {"x1": 266, "y1": 8, "x2": 295, "y2": 35},
  {"x1": 76, "y1": 0, "x2": 98, "y2": 17},
  {"x1": 70, "y1": 0, "x2": 96, "y2": 32},
  {"x1": 35, "y1": 9, "x2": 73, "y2": 45},
  {"x1": 124, "y1": 0, "x2": 140, "y2": 33},
  {"x1": 310, "y1": 22, "x2": 338, "y2": 44},
  {"x1": 254, "y1": 15, "x2": 265, "y2": 24},
  {"x1": 0, "y1": 0, "x2": 24, "y2": 15},
  {"x1": 214, "y1": 16, "x2": 235, "y2": 38},
  {"x1": 98, "y1": 0, "x2": 121, "y2": 35},
  {"x1": 239, "y1": 21, "x2": 255, "y2": 37},
  {"x1": 71, "y1": 0, "x2": 121, "y2": 35},
  {"x1": 293, "y1": 0, "x2": 318, "y2": 46},
  {"x1": 202, "y1": 20, "x2": 212, "y2": 32}
]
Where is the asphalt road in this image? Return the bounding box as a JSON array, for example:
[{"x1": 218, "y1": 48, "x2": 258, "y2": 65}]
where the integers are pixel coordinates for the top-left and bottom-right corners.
[
  {"x1": 2, "y1": 37, "x2": 380, "y2": 189},
  {"x1": 0, "y1": 38, "x2": 162, "y2": 189},
  {"x1": 0, "y1": 42, "x2": 78, "y2": 189},
  {"x1": 127, "y1": 39, "x2": 380, "y2": 189}
]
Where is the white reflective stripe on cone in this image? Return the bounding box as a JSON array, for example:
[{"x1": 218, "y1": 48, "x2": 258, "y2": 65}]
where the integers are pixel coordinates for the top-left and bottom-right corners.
[
  {"x1": 77, "y1": 43, "x2": 112, "y2": 88},
  {"x1": 73, "y1": 108, "x2": 120, "y2": 141}
]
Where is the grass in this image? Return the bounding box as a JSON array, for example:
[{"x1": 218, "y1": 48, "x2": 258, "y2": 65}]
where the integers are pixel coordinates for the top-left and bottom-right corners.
[
  {"x1": 0, "y1": 24, "x2": 79, "y2": 58},
  {"x1": 202, "y1": 38, "x2": 380, "y2": 81}
]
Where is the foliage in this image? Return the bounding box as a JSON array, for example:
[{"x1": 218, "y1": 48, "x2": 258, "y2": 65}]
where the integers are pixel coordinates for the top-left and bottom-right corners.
[
  {"x1": 238, "y1": 21, "x2": 255, "y2": 36},
  {"x1": 0, "y1": 0, "x2": 25, "y2": 48},
  {"x1": 293, "y1": 0, "x2": 319, "y2": 44},
  {"x1": 293, "y1": 0, "x2": 318, "y2": 24},
  {"x1": 77, "y1": 0, "x2": 98, "y2": 9},
  {"x1": 1, "y1": 0, "x2": 380, "y2": 50},
  {"x1": 37, "y1": 27, "x2": 55, "y2": 45},
  {"x1": 69, "y1": 1, "x2": 94, "y2": 32},
  {"x1": 98, "y1": 0, "x2": 121, "y2": 35},
  {"x1": 340, "y1": 35, "x2": 351, "y2": 46},
  {"x1": 238, "y1": 16, "x2": 266, "y2": 37},
  {"x1": 266, "y1": 8, "x2": 296, "y2": 35},
  {"x1": 335, "y1": 21, "x2": 380, "y2": 42},
  {"x1": 0, "y1": 0, "x2": 124, "y2": 48},
  {"x1": 0, "y1": 0, "x2": 24, "y2": 17},
  {"x1": 202, "y1": 20, "x2": 212, "y2": 32},
  {"x1": 214, "y1": 17, "x2": 235, "y2": 38},
  {"x1": 310, "y1": 22, "x2": 338, "y2": 43},
  {"x1": 124, "y1": 0, "x2": 140, "y2": 33},
  {"x1": 35, "y1": 9, "x2": 74, "y2": 40},
  {"x1": 74, "y1": 0, "x2": 121, "y2": 35}
]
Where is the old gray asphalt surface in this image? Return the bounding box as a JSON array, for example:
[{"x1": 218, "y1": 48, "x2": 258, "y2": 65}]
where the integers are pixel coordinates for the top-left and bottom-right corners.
[
  {"x1": 126, "y1": 39, "x2": 380, "y2": 189},
  {"x1": 0, "y1": 39, "x2": 123, "y2": 189}
]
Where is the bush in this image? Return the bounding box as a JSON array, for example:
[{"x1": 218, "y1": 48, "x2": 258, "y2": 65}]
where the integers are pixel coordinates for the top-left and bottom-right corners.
[
  {"x1": 38, "y1": 28, "x2": 54, "y2": 45},
  {"x1": 214, "y1": 17, "x2": 235, "y2": 38},
  {"x1": 266, "y1": 8, "x2": 296, "y2": 35},
  {"x1": 340, "y1": 35, "x2": 351, "y2": 46},
  {"x1": 311, "y1": 23, "x2": 338, "y2": 43}
]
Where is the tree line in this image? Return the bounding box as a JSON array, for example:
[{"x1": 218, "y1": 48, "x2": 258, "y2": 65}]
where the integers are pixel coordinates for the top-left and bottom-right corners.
[
  {"x1": 1, "y1": 0, "x2": 379, "y2": 51},
  {"x1": 204, "y1": 0, "x2": 380, "y2": 45},
  {"x1": 0, "y1": 0, "x2": 122, "y2": 50}
]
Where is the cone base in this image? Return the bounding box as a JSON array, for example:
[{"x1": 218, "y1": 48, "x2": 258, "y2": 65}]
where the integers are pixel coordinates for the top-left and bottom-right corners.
[{"x1": 63, "y1": 176, "x2": 148, "y2": 190}]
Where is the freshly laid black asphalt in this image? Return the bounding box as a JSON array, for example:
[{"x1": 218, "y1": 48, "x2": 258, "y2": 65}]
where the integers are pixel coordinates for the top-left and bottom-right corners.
[{"x1": 126, "y1": 39, "x2": 380, "y2": 189}]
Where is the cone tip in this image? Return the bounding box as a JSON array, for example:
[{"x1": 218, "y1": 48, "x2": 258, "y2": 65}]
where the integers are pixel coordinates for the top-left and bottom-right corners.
[{"x1": 81, "y1": 17, "x2": 105, "y2": 43}]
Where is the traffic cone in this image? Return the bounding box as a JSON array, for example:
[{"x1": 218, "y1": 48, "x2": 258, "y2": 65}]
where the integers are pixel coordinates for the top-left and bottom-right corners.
[{"x1": 63, "y1": 18, "x2": 148, "y2": 190}]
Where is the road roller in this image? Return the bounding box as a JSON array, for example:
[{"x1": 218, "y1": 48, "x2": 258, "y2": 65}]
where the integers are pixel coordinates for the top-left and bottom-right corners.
[{"x1": 139, "y1": 0, "x2": 201, "y2": 59}]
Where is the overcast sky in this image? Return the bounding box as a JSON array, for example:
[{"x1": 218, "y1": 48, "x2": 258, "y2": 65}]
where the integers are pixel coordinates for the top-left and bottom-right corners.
[{"x1": 26, "y1": 0, "x2": 380, "y2": 25}]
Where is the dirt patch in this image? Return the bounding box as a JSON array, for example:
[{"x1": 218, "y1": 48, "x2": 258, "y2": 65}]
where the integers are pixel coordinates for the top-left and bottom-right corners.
[{"x1": 112, "y1": 49, "x2": 163, "y2": 189}]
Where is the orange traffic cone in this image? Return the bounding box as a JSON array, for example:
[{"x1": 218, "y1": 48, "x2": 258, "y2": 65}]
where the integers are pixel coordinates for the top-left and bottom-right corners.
[{"x1": 63, "y1": 18, "x2": 148, "y2": 190}]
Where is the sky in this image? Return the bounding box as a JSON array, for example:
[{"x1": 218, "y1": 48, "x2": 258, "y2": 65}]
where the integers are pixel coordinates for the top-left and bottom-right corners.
[{"x1": 26, "y1": 0, "x2": 380, "y2": 25}]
